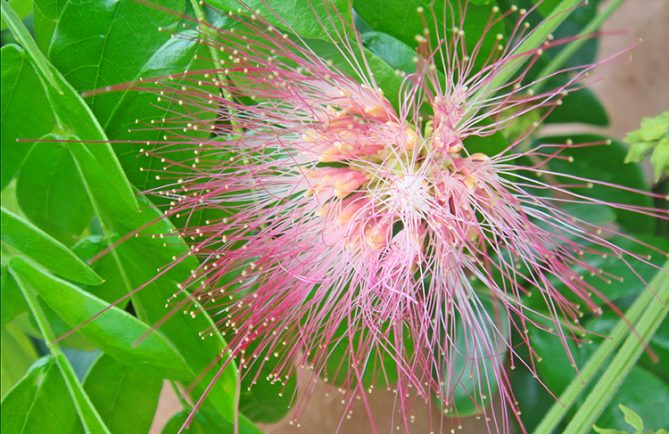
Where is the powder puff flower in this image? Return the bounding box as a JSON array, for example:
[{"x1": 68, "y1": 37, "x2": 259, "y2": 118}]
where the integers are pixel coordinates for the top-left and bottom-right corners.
[{"x1": 112, "y1": 1, "x2": 668, "y2": 432}]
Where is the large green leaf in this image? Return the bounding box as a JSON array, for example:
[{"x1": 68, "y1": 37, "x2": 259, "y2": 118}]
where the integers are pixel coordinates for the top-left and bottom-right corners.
[
  {"x1": 594, "y1": 367, "x2": 669, "y2": 432},
  {"x1": 1, "y1": 264, "x2": 28, "y2": 327},
  {"x1": 208, "y1": 0, "x2": 349, "y2": 39},
  {"x1": 509, "y1": 362, "x2": 554, "y2": 432},
  {"x1": 72, "y1": 235, "x2": 130, "y2": 304},
  {"x1": 0, "y1": 323, "x2": 38, "y2": 398},
  {"x1": 44, "y1": 0, "x2": 185, "y2": 101},
  {"x1": 83, "y1": 354, "x2": 163, "y2": 434},
  {"x1": 16, "y1": 137, "x2": 93, "y2": 245},
  {"x1": 32, "y1": 0, "x2": 67, "y2": 52},
  {"x1": 0, "y1": 45, "x2": 53, "y2": 190},
  {"x1": 536, "y1": 134, "x2": 655, "y2": 233},
  {"x1": 523, "y1": 234, "x2": 669, "y2": 313},
  {"x1": 1, "y1": 207, "x2": 103, "y2": 285},
  {"x1": 0, "y1": 0, "x2": 31, "y2": 30},
  {"x1": 9, "y1": 256, "x2": 192, "y2": 381},
  {"x1": 0, "y1": 356, "x2": 82, "y2": 434},
  {"x1": 545, "y1": 87, "x2": 608, "y2": 126},
  {"x1": 549, "y1": 0, "x2": 601, "y2": 69},
  {"x1": 305, "y1": 38, "x2": 404, "y2": 109},
  {"x1": 361, "y1": 31, "x2": 417, "y2": 74},
  {"x1": 8, "y1": 254, "x2": 111, "y2": 433},
  {"x1": 354, "y1": 0, "x2": 502, "y2": 71},
  {"x1": 162, "y1": 409, "x2": 262, "y2": 434},
  {"x1": 239, "y1": 343, "x2": 296, "y2": 423}
]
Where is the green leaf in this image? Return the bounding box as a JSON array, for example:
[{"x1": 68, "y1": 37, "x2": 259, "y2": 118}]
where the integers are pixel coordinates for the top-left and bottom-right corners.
[
  {"x1": 1, "y1": 2, "x2": 138, "y2": 212},
  {"x1": 305, "y1": 38, "x2": 404, "y2": 109},
  {"x1": 99, "y1": 197, "x2": 240, "y2": 421},
  {"x1": 1, "y1": 264, "x2": 28, "y2": 327},
  {"x1": 8, "y1": 256, "x2": 111, "y2": 434},
  {"x1": 162, "y1": 409, "x2": 262, "y2": 434},
  {"x1": 509, "y1": 365, "x2": 554, "y2": 432},
  {"x1": 464, "y1": 122, "x2": 510, "y2": 156},
  {"x1": 72, "y1": 235, "x2": 131, "y2": 304},
  {"x1": 551, "y1": 0, "x2": 601, "y2": 69},
  {"x1": 361, "y1": 31, "x2": 417, "y2": 74},
  {"x1": 1, "y1": 207, "x2": 103, "y2": 285},
  {"x1": 0, "y1": 356, "x2": 82, "y2": 434},
  {"x1": 1, "y1": 323, "x2": 38, "y2": 397},
  {"x1": 593, "y1": 427, "x2": 625, "y2": 434},
  {"x1": 545, "y1": 87, "x2": 609, "y2": 126},
  {"x1": 239, "y1": 343, "x2": 296, "y2": 423},
  {"x1": 83, "y1": 354, "x2": 162, "y2": 434},
  {"x1": 9, "y1": 256, "x2": 192, "y2": 381},
  {"x1": 44, "y1": 0, "x2": 186, "y2": 99},
  {"x1": 624, "y1": 112, "x2": 669, "y2": 182},
  {"x1": 619, "y1": 404, "x2": 644, "y2": 433},
  {"x1": 536, "y1": 234, "x2": 669, "y2": 309},
  {"x1": 16, "y1": 137, "x2": 93, "y2": 245},
  {"x1": 0, "y1": 45, "x2": 54, "y2": 190},
  {"x1": 32, "y1": 0, "x2": 67, "y2": 52},
  {"x1": 207, "y1": 0, "x2": 349, "y2": 39},
  {"x1": 595, "y1": 368, "x2": 669, "y2": 432},
  {"x1": 650, "y1": 139, "x2": 669, "y2": 182},
  {"x1": 536, "y1": 134, "x2": 655, "y2": 233},
  {"x1": 354, "y1": 0, "x2": 502, "y2": 73}
]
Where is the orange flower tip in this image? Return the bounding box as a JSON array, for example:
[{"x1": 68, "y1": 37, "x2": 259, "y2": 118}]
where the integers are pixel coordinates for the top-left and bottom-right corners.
[
  {"x1": 364, "y1": 104, "x2": 388, "y2": 120},
  {"x1": 463, "y1": 175, "x2": 477, "y2": 190},
  {"x1": 448, "y1": 143, "x2": 464, "y2": 154},
  {"x1": 470, "y1": 152, "x2": 489, "y2": 161}
]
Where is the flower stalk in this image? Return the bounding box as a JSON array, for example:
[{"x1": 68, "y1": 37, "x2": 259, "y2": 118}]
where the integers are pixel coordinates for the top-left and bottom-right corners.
[{"x1": 534, "y1": 260, "x2": 669, "y2": 434}]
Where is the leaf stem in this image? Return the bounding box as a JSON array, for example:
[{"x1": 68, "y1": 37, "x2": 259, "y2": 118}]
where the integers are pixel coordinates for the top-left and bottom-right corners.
[
  {"x1": 533, "y1": 261, "x2": 669, "y2": 434},
  {"x1": 563, "y1": 261, "x2": 669, "y2": 433}
]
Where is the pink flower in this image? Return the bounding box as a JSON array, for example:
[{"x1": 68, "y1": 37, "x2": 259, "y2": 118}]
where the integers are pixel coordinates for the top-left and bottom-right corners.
[{"x1": 122, "y1": 2, "x2": 668, "y2": 432}]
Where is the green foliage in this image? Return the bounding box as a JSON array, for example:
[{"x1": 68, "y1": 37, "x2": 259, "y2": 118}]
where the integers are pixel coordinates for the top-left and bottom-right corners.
[
  {"x1": 594, "y1": 404, "x2": 669, "y2": 434},
  {"x1": 83, "y1": 354, "x2": 163, "y2": 434},
  {"x1": 0, "y1": 322, "x2": 38, "y2": 396},
  {"x1": 10, "y1": 256, "x2": 192, "y2": 380},
  {"x1": 209, "y1": 0, "x2": 350, "y2": 39},
  {"x1": 1, "y1": 45, "x2": 54, "y2": 190},
  {"x1": 535, "y1": 134, "x2": 655, "y2": 233},
  {"x1": 0, "y1": 356, "x2": 83, "y2": 433},
  {"x1": 545, "y1": 87, "x2": 609, "y2": 126},
  {"x1": 16, "y1": 138, "x2": 93, "y2": 245},
  {"x1": 625, "y1": 111, "x2": 669, "y2": 182},
  {"x1": 1, "y1": 207, "x2": 103, "y2": 285}
]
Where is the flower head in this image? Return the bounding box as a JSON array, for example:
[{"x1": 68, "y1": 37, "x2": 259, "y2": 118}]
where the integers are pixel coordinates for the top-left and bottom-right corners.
[{"x1": 118, "y1": 1, "x2": 668, "y2": 432}]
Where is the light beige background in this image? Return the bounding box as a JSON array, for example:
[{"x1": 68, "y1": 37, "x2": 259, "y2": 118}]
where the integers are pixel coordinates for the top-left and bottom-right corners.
[{"x1": 150, "y1": 1, "x2": 669, "y2": 432}]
